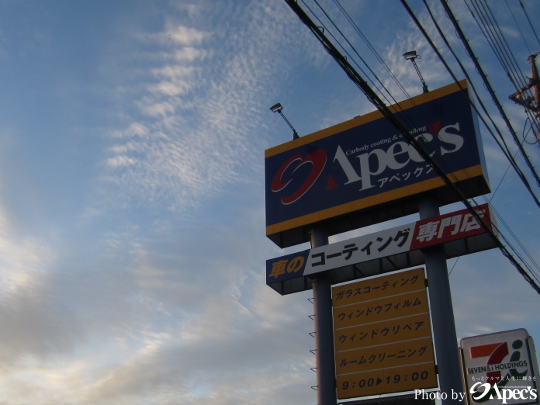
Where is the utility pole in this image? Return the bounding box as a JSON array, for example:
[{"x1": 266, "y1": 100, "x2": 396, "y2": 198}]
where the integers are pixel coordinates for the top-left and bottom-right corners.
[{"x1": 509, "y1": 53, "x2": 540, "y2": 142}]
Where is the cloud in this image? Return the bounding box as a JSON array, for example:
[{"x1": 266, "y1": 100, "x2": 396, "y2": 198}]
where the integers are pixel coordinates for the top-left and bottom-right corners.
[
  {"x1": 0, "y1": 204, "x2": 53, "y2": 296},
  {"x1": 100, "y1": 0, "x2": 320, "y2": 213},
  {"x1": 0, "y1": 202, "x2": 88, "y2": 365},
  {"x1": 160, "y1": 25, "x2": 208, "y2": 46},
  {"x1": 106, "y1": 155, "x2": 138, "y2": 167},
  {"x1": 76, "y1": 281, "x2": 315, "y2": 404},
  {"x1": 449, "y1": 249, "x2": 540, "y2": 339}
]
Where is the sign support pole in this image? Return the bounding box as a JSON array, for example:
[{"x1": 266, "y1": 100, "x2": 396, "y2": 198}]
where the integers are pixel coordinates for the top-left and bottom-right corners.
[
  {"x1": 310, "y1": 226, "x2": 337, "y2": 405},
  {"x1": 419, "y1": 195, "x2": 463, "y2": 405}
]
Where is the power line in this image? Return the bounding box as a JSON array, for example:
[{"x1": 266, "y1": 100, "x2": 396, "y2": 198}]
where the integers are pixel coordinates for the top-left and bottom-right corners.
[
  {"x1": 465, "y1": 0, "x2": 540, "y2": 138},
  {"x1": 298, "y1": 0, "x2": 395, "y2": 108},
  {"x1": 404, "y1": 0, "x2": 540, "y2": 287},
  {"x1": 519, "y1": 0, "x2": 540, "y2": 49},
  {"x1": 403, "y1": 0, "x2": 540, "y2": 210},
  {"x1": 302, "y1": 0, "x2": 441, "y2": 158},
  {"x1": 331, "y1": 0, "x2": 414, "y2": 101},
  {"x1": 438, "y1": 0, "x2": 540, "y2": 188},
  {"x1": 282, "y1": 0, "x2": 540, "y2": 292},
  {"x1": 468, "y1": 0, "x2": 523, "y2": 90},
  {"x1": 505, "y1": 0, "x2": 532, "y2": 55},
  {"x1": 283, "y1": 0, "x2": 540, "y2": 295}
]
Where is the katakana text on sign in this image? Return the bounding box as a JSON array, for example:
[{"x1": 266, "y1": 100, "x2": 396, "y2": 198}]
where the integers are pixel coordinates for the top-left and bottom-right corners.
[
  {"x1": 332, "y1": 268, "x2": 437, "y2": 399},
  {"x1": 266, "y1": 204, "x2": 493, "y2": 285}
]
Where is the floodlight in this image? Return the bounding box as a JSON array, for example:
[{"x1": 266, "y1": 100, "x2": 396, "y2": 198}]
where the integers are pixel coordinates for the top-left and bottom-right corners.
[
  {"x1": 403, "y1": 50, "x2": 418, "y2": 60},
  {"x1": 403, "y1": 50, "x2": 429, "y2": 93},
  {"x1": 270, "y1": 102, "x2": 299, "y2": 140},
  {"x1": 269, "y1": 103, "x2": 283, "y2": 113}
]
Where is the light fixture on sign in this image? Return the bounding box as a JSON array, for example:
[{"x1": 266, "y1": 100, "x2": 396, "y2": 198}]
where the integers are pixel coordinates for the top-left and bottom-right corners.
[
  {"x1": 403, "y1": 50, "x2": 429, "y2": 94},
  {"x1": 270, "y1": 102, "x2": 299, "y2": 140}
]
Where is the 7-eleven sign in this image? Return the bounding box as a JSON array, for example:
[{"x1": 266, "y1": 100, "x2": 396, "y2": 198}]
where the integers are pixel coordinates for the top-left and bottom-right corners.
[
  {"x1": 469, "y1": 342, "x2": 510, "y2": 385},
  {"x1": 461, "y1": 329, "x2": 540, "y2": 405}
]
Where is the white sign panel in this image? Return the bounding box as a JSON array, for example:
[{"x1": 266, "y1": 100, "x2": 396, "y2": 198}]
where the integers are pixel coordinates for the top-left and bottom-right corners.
[
  {"x1": 267, "y1": 204, "x2": 494, "y2": 284},
  {"x1": 461, "y1": 329, "x2": 540, "y2": 405}
]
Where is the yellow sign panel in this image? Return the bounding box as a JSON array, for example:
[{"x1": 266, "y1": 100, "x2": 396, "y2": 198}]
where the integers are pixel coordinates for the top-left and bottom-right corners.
[
  {"x1": 332, "y1": 267, "x2": 426, "y2": 307},
  {"x1": 334, "y1": 312, "x2": 432, "y2": 351},
  {"x1": 335, "y1": 337, "x2": 435, "y2": 375},
  {"x1": 333, "y1": 289, "x2": 429, "y2": 329},
  {"x1": 332, "y1": 268, "x2": 437, "y2": 399},
  {"x1": 337, "y1": 362, "x2": 438, "y2": 399}
]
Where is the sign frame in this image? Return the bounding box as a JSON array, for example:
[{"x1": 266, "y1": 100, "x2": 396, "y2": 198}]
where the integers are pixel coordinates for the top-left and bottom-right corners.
[
  {"x1": 460, "y1": 329, "x2": 540, "y2": 405},
  {"x1": 333, "y1": 268, "x2": 438, "y2": 400},
  {"x1": 266, "y1": 204, "x2": 499, "y2": 295},
  {"x1": 265, "y1": 80, "x2": 490, "y2": 248}
]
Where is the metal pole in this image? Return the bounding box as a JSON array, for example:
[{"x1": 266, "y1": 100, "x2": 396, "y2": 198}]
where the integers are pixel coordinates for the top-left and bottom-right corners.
[
  {"x1": 310, "y1": 226, "x2": 337, "y2": 405},
  {"x1": 410, "y1": 58, "x2": 429, "y2": 94},
  {"x1": 419, "y1": 195, "x2": 463, "y2": 405},
  {"x1": 528, "y1": 54, "x2": 540, "y2": 142}
]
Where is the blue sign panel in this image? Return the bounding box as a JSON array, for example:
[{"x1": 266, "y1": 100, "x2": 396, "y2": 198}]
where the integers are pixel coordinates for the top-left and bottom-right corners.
[{"x1": 265, "y1": 80, "x2": 489, "y2": 248}]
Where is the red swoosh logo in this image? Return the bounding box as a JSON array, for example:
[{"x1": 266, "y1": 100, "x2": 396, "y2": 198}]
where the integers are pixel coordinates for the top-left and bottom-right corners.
[{"x1": 271, "y1": 149, "x2": 327, "y2": 205}]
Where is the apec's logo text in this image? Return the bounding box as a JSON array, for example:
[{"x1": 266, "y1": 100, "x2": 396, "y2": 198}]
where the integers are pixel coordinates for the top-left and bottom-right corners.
[
  {"x1": 470, "y1": 383, "x2": 537, "y2": 404},
  {"x1": 271, "y1": 121, "x2": 465, "y2": 205}
]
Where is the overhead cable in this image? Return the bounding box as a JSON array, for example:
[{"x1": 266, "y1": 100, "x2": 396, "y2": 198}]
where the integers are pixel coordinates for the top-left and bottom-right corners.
[
  {"x1": 332, "y1": 0, "x2": 413, "y2": 102},
  {"x1": 283, "y1": 0, "x2": 540, "y2": 295},
  {"x1": 465, "y1": 0, "x2": 540, "y2": 136},
  {"x1": 519, "y1": 0, "x2": 540, "y2": 49},
  {"x1": 504, "y1": 0, "x2": 532, "y2": 56},
  {"x1": 403, "y1": 0, "x2": 540, "y2": 210},
  {"x1": 299, "y1": 0, "x2": 395, "y2": 107},
  {"x1": 438, "y1": 0, "x2": 540, "y2": 188}
]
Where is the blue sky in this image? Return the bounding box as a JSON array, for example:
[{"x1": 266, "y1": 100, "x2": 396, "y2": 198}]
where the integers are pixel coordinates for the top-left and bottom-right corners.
[{"x1": 0, "y1": 1, "x2": 539, "y2": 404}]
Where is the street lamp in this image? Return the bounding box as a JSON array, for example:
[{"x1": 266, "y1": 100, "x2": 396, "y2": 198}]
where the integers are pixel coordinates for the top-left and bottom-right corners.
[
  {"x1": 270, "y1": 102, "x2": 299, "y2": 140},
  {"x1": 403, "y1": 50, "x2": 429, "y2": 94}
]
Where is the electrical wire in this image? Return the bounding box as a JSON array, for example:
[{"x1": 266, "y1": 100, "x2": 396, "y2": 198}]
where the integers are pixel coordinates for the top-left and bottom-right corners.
[
  {"x1": 465, "y1": 0, "x2": 540, "y2": 139},
  {"x1": 404, "y1": 0, "x2": 540, "y2": 210},
  {"x1": 405, "y1": 0, "x2": 540, "y2": 291},
  {"x1": 298, "y1": 0, "x2": 396, "y2": 108},
  {"x1": 303, "y1": 0, "x2": 449, "y2": 167},
  {"x1": 505, "y1": 0, "x2": 532, "y2": 56},
  {"x1": 289, "y1": 0, "x2": 540, "y2": 288},
  {"x1": 519, "y1": 0, "x2": 540, "y2": 49},
  {"x1": 283, "y1": 0, "x2": 540, "y2": 295},
  {"x1": 299, "y1": 0, "x2": 433, "y2": 147},
  {"x1": 332, "y1": 0, "x2": 414, "y2": 102},
  {"x1": 438, "y1": 0, "x2": 540, "y2": 188}
]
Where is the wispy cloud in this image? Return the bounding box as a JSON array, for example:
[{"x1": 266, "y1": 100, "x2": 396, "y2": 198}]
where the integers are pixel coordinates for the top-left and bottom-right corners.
[{"x1": 102, "y1": 1, "x2": 318, "y2": 212}]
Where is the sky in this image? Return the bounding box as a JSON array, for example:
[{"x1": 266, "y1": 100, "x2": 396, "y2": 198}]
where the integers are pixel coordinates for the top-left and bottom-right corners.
[{"x1": 0, "y1": 1, "x2": 539, "y2": 404}]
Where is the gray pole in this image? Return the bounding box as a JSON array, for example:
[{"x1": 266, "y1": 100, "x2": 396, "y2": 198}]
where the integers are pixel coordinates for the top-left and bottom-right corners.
[
  {"x1": 419, "y1": 195, "x2": 463, "y2": 404},
  {"x1": 310, "y1": 226, "x2": 337, "y2": 405}
]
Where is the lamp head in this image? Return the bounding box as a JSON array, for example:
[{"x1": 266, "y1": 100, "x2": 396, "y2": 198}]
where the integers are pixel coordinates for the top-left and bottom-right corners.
[
  {"x1": 269, "y1": 103, "x2": 283, "y2": 113},
  {"x1": 403, "y1": 50, "x2": 418, "y2": 60}
]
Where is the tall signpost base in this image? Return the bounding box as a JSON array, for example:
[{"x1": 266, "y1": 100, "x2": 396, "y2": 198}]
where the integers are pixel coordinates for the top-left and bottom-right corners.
[
  {"x1": 310, "y1": 227, "x2": 337, "y2": 405},
  {"x1": 419, "y1": 196, "x2": 464, "y2": 405},
  {"x1": 265, "y1": 81, "x2": 489, "y2": 404}
]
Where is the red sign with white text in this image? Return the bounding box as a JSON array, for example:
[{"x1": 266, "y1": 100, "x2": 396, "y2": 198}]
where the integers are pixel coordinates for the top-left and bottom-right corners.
[{"x1": 410, "y1": 204, "x2": 494, "y2": 251}]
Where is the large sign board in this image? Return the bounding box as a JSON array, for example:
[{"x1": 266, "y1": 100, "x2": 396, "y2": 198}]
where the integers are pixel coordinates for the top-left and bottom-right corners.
[
  {"x1": 267, "y1": 204, "x2": 498, "y2": 295},
  {"x1": 265, "y1": 80, "x2": 490, "y2": 248},
  {"x1": 461, "y1": 329, "x2": 540, "y2": 405},
  {"x1": 333, "y1": 268, "x2": 437, "y2": 400}
]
